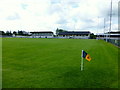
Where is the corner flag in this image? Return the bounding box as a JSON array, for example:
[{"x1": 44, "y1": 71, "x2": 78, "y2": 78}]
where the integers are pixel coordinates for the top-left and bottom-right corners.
[
  {"x1": 81, "y1": 50, "x2": 91, "y2": 71},
  {"x1": 82, "y1": 50, "x2": 91, "y2": 61}
]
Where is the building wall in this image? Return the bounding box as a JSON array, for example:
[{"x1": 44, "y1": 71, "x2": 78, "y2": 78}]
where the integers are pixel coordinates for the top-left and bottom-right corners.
[
  {"x1": 32, "y1": 33, "x2": 53, "y2": 36},
  {"x1": 31, "y1": 35, "x2": 53, "y2": 38},
  {"x1": 31, "y1": 32, "x2": 53, "y2": 38},
  {"x1": 58, "y1": 35, "x2": 90, "y2": 39}
]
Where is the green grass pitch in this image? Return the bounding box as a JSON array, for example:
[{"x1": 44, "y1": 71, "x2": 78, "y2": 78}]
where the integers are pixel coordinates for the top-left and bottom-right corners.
[{"x1": 2, "y1": 38, "x2": 119, "y2": 88}]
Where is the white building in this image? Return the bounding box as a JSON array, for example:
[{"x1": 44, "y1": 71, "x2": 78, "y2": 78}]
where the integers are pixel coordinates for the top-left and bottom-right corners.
[
  {"x1": 58, "y1": 31, "x2": 91, "y2": 39},
  {"x1": 30, "y1": 31, "x2": 54, "y2": 38}
]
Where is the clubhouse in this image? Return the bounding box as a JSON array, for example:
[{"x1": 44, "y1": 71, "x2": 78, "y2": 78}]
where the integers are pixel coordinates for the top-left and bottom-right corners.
[
  {"x1": 30, "y1": 31, "x2": 54, "y2": 38},
  {"x1": 58, "y1": 31, "x2": 91, "y2": 39}
]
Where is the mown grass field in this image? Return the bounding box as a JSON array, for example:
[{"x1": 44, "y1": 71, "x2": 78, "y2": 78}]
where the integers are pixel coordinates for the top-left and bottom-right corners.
[{"x1": 2, "y1": 38, "x2": 119, "y2": 88}]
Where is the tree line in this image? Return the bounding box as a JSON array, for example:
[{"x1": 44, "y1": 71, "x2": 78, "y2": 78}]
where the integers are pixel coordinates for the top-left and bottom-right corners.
[{"x1": 0, "y1": 30, "x2": 30, "y2": 36}]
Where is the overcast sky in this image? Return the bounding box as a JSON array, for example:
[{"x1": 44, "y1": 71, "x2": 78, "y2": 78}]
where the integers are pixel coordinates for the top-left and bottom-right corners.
[{"x1": 0, "y1": 0, "x2": 119, "y2": 34}]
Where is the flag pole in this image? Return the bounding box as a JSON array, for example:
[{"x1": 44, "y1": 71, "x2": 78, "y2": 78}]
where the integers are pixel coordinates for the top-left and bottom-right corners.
[{"x1": 81, "y1": 50, "x2": 84, "y2": 71}]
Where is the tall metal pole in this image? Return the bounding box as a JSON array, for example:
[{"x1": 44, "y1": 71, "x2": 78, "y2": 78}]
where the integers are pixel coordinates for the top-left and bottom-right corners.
[
  {"x1": 97, "y1": 16, "x2": 99, "y2": 40},
  {"x1": 104, "y1": 18, "x2": 106, "y2": 40},
  {"x1": 104, "y1": 18, "x2": 108, "y2": 42},
  {"x1": 109, "y1": 0, "x2": 112, "y2": 40}
]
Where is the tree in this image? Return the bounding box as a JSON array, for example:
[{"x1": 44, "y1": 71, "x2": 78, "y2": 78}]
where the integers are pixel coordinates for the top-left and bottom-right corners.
[
  {"x1": 6, "y1": 31, "x2": 12, "y2": 36},
  {"x1": 18, "y1": 30, "x2": 23, "y2": 35},
  {"x1": 56, "y1": 28, "x2": 67, "y2": 35},
  {"x1": 90, "y1": 33, "x2": 96, "y2": 39},
  {"x1": 0, "y1": 31, "x2": 6, "y2": 35},
  {"x1": 13, "y1": 31, "x2": 17, "y2": 35}
]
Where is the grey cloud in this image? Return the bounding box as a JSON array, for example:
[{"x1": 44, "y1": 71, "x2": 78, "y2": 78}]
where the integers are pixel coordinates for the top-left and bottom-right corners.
[
  {"x1": 59, "y1": 24, "x2": 73, "y2": 30},
  {"x1": 65, "y1": 1, "x2": 79, "y2": 8},
  {"x1": 100, "y1": 1, "x2": 118, "y2": 18},
  {"x1": 6, "y1": 13, "x2": 20, "y2": 20},
  {"x1": 56, "y1": 18, "x2": 68, "y2": 24},
  {"x1": 82, "y1": 18, "x2": 94, "y2": 23},
  {"x1": 50, "y1": 0, "x2": 61, "y2": 4},
  {"x1": 21, "y1": 3, "x2": 28, "y2": 10},
  {"x1": 48, "y1": 4, "x2": 64, "y2": 14}
]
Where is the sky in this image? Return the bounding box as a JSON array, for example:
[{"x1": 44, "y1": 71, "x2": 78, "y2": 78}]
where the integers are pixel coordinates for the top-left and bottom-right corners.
[{"x1": 0, "y1": 0, "x2": 119, "y2": 34}]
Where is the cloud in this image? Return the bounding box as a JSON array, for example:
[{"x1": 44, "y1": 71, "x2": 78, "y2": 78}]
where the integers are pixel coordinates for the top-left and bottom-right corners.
[
  {"x1": 21, "y1": 3, "x2": 28, "y2": 10},
  {"x1": 0, "y1": 0, "x2": 118, "y2": 34},
  {"x1": 6, "y1": 13, "x2": 20, "y2": 20}
]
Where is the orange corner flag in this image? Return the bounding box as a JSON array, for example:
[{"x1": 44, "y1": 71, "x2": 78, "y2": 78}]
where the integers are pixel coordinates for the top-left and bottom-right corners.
[
  {"x1": 82, "y1": 50, "x2": 91, "y2": 61},
  {"x1": 85, "y1": 54, "x2": 91, "y2": 61}
]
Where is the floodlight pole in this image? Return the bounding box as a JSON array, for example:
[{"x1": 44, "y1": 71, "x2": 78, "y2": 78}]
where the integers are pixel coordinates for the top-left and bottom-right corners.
[
  {"x1": 109, "y1": 0, "x2": 112, "y2": 40},
  {"x1": 104, "y1": 18, "x2": 107, "y2": 42},
  {"x1": 104, "y1": 18, "x2": 105, "y2": 38},
  {"x1": 97, "y1": 16, "x2": 99, "y2": 40}
]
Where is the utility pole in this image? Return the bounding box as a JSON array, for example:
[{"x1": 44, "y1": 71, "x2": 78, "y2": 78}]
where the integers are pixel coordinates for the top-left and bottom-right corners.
[
  {"x1": 97, "y1": 16, "x2": 99, "y2": 40},
  {"x1": 109, "y1": 0, "x2": 112, "y2": 40},
  {"x1": 104, "y1": 18, "x2": 106, "y2": 40},
  {"x1": 104, "y1": 18, "x2": 108, "y2": 42}
]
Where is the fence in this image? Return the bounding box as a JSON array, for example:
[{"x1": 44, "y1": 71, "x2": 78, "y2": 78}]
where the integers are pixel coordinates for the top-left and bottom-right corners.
[{"x1": 104, "y1": 38, "x2": 120, "y2": 47}]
